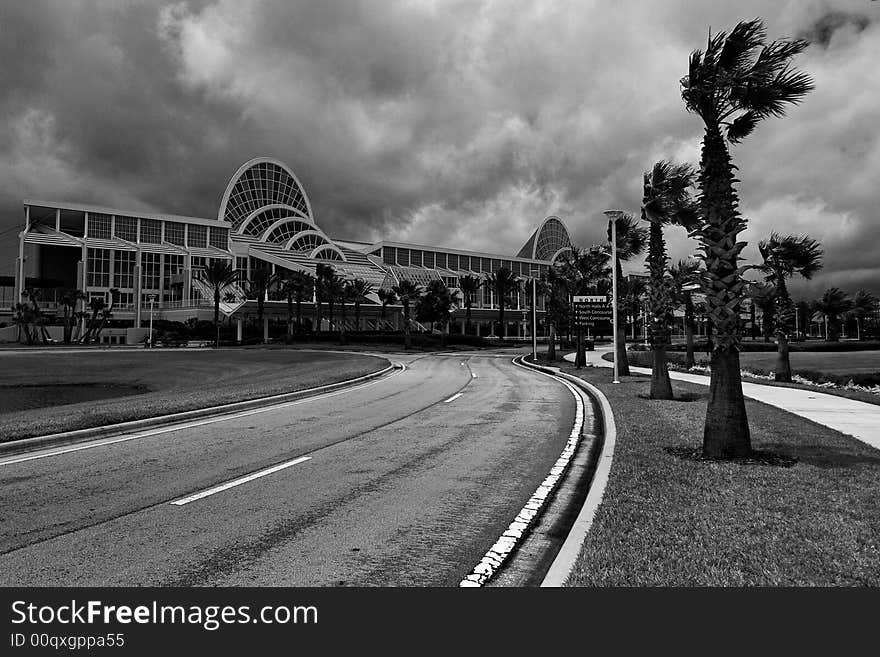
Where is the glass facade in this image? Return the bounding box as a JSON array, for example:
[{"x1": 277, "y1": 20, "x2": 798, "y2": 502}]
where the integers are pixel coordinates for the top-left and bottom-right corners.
[
  {"x1": 115, "y1": 216, "x2": 138, "y2": 241},
  {"x1": 113, "y1": 251, "x2": 135, "y2": 288},
  {"x1": 188, "y1": 224, "x2": 207, "y2": 248},
  {"x1": 87, "y1": 213, "x2": 111, "y2": 239},
  {"x1": 140, "y1": 219, "x2": 161, "y2": 244},
  {"x1": 165, "y1": 222, "x2": 185, "y2": 245},
  {"x1": 141, "y1": 252, "x2": 160, "y2": 290},
  {"x1": 86, "y1": 248, "x2": 110, "y2": 287}
]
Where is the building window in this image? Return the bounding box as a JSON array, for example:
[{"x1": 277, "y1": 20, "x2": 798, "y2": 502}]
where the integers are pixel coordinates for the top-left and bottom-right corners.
[
  {"x1": 86, "y1": 248, "x2": 110, "y2": 287},
  {"x1": 141, "y1": 252, "x2": 160, "y2": 290},
  {"x1": 87, "y1": 213, "x2": 111, "y2": 239},
  {"x1": 448, "y1": 254, "x2": 459, "y2": 271},
  {"x1": 165, "y1": 222, "x2": 185, "y2": 245},
  {"x1": 235, "y1": 257, "x2": 248, "y2": 281},
  {"x1": 383, "y1": 247, "x2": 396, "y2": 265},
  {"x1": 115, "y1": 291, "x2": 134, "y2": 308},
  {"x1": 435, "y1": 252, "x2": 447, "y2": 270},
  {"x1": 113, "y1": 251, "x2": 135, "y2": 288},
  {"x1": 209, "y1": 226, "x2": 229, "y2": 250},
  {"x1": 423, "y1": 251, "x2": 435, "y2": 269},
  {"x1": 163, "y1": 254, "x2": 184, "y2": 303},
  {"x1": 115, "y1": 216, "x2": 138, "y2": 242},
  {"x1": 397, "y1": 249, "x2": 410, "y2": 266},
  {"x1": 410, "y1": 250, "x2": 423, "y2": 267},
  {"x1": 140, "y1": 219, "x2": 161, "y2": 244},
  {"x1": 188, "y1": 224, "x2": 207, "y2": 248}
]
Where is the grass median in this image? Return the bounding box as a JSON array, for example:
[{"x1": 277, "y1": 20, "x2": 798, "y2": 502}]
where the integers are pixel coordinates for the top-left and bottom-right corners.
[
  {"x1": 557, "y1": 364, "x2": 880, "y2": 586},
  {"x1": 0, "y1": 348, "x2": 390, "y2": 442}
]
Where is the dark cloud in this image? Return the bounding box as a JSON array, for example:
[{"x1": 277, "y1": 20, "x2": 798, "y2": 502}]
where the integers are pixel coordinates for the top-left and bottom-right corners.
[{"x1": 1, "y1": 0, "x2": 879, "y2": 303}]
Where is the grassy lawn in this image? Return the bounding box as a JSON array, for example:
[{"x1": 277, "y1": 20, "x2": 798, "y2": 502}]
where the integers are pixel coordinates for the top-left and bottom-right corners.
[
  {"x1": 0, "y1": 348, "x2": 389, "y2": 442},
  {"x1": 559, "y1": 365, "x2": 880, "y2": 586},
  {"x1": 737, "y1": 350, "x2": 880, "y2": 375},
  {"x1": 615, "y1": 351, "x2": 880, "y2": 407}
]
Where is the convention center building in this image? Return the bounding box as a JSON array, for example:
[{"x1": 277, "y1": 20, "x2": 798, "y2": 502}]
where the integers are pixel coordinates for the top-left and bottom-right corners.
[{"x1": 2, "y1": 157, "x2": 575, "y2": 343}]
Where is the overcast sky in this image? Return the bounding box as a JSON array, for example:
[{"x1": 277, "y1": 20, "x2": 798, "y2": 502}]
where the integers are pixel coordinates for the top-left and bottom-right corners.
[{"x1": 1, "y1": 0, "x2": 877, "y2": 299}]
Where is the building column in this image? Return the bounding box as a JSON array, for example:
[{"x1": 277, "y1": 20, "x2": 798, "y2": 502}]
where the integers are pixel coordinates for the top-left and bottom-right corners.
[
  {"x1": 134, "y1": 250, "x2": 143, "y2": 327},
  {"x1": 236, "y1": 317, "x2": 243, "y2": 342}
]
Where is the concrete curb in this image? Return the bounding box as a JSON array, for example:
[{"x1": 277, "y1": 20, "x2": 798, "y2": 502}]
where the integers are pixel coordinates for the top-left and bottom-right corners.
[
  {"x1": 0, "y1": 361, "x2": 398, "y2": 457},
  {"x1": 459, "y1": 355, "x2": 588, "y2": 587},
  {"x1": 540, "y1": 368, "x2": 617, "y2": 587}
]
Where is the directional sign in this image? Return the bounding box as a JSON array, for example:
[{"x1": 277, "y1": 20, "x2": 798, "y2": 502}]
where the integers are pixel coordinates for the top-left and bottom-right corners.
[{"x1": 572, "y1": 295, "x2": 612, "y2": 329}]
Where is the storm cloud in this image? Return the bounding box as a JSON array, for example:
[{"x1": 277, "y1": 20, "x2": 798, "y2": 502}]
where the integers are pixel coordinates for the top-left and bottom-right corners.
[{"x1": 1, "y1": 0, "x2": 878, "y2": 301}]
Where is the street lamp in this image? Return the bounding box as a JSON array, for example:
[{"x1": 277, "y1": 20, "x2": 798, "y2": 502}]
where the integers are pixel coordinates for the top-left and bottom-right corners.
[
  {"x1": 603, "y1": 210, "x2": 623, "y2": 384},
  {"x1": 530, "y1": 269, "x2": 539, "y2": 362},
  {"x1": 148, "y1": 294, "x2": 156, "y2": 348}
]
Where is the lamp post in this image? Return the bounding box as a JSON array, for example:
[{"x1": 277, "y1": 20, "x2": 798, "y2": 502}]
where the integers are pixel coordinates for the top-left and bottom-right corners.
[
  {"x1": 603, "y1": 210, "x2": 621, "y2": 384},
  {"x1": 531, "y1": 270, "x2": 538, "y2": 362},
  {"x1": 148, "y1": 294, "x2": 156, "y2": 348}
]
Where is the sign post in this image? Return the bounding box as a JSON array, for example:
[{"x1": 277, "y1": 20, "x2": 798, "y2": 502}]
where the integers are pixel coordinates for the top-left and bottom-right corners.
[{"x1": 572, "y1": 294, "x2": 613, "y2": 368}]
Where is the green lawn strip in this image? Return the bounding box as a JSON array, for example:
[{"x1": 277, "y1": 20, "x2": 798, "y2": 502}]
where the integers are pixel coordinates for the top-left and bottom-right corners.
[
  {"x1": 0, "y1": 350, "x2": 388, "y2": 442},
  {"x1": 557, "y1": 364, "x2": 880, "y2": 586},
  {"x1": 610, "y1": 351, "x2": 880, "y2": 408}
]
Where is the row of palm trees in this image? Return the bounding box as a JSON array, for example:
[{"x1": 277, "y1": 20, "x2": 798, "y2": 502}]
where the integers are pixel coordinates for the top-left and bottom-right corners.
[{"x1": 12, "y1": 287, "x2": 120, "y2": 345}]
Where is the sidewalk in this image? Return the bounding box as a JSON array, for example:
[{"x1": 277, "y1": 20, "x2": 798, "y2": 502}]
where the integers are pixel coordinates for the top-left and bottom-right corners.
[{"x1": 564, "y1": 348, "x2": 880, "y2": 451}]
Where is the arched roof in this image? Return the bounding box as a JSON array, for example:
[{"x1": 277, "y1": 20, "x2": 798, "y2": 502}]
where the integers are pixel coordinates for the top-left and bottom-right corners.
[
  {"x1": 516, "y1": 215, "x2": 573, "y2": 262},
  {"x1": 218, "y1": 157, "x2": 314, "y2": 227}
]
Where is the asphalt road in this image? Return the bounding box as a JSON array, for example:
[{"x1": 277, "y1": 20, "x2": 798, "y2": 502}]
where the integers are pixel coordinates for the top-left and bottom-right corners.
[{"x1": 0, "y1": 353, "x2": 576, "y2": 586}]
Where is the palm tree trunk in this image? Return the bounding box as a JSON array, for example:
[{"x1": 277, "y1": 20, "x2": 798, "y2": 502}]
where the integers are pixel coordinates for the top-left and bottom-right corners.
[
  {"x1": 465, "y1": 304, "x2": 472, "y2": 335},
  {"x1": 684, "y1": 294, "x2": 695, "y2": 369},
  {"x1": 499, "y1": 300, "x2": 506, "y2": 339},
  {"x1": 547, "y1": 323, "x2": 556, "y2": 361},
  {"x1": 650, "y1": 346, "x2": 674, "y2": 399},
  {"x1": 296, "y1": 299, "x2": 302, "y2": 334},
  {"x1": 703, "y1": 350, "x2": 750, "y2": 458},
  {"x1": 698, "y1": 123, "x2": 751, "y2": 458},
  {"x1": 287, "y1": 295, "x2": 294, "y2": 339},
  {"x1": 615, "y1": 258, "x2": 631, "y2": 376},
  {"x1": 404, "y1": 305, "x2": 411, "y2": 349},
  {"x1": 775, "y1": 333, "x2": 792, "y2": 382}
]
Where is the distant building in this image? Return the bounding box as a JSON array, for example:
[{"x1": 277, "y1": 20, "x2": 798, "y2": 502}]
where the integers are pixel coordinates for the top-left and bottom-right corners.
[{"x1": 3, "y1": 157, "x2": 577, "y2": 342}]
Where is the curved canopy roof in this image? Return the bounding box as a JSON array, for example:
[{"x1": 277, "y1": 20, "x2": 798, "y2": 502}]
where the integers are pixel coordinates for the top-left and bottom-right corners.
[
  {"x1": 516, "y1": 215, "x2": 573, "y2": 262},
  {"x1": 218, "y1": 157, "x2": 313, "y2": 228}
]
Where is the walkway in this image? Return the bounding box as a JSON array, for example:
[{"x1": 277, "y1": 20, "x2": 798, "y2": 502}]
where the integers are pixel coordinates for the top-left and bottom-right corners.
[{"x1": 565, "y1": 347, "x2": 880, "y2": 451}]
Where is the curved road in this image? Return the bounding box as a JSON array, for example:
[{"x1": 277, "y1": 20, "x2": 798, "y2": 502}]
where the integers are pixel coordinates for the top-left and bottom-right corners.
[{"x1": 0, "y1": 353, "x2": 576, "y2": 586}]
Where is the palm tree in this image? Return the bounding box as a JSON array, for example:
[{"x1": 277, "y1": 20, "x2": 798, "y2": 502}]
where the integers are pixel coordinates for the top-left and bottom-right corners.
[
  {"x1": 416, "y1": 280, "x2": 460, "y2": 347},
  {"x1": 847, "y1": 289, "x2": 879, "y2": 341},
  {"x1": 757, "y1": 232, "x2": 824, "y2": 381},
  {"x1": 814, "y1": 287, "x2": 852, "y2": 342},
  {"x1": 670, "y1": 259, "x2": 702, "y2": 368},
  {"x1": 12, "y1": 302, "x2": 36, "y2": 344},
  {"x1": 281, "y1": 270, "x2": 315, "y2": 337},
  {"x1": 606, "y1": 213, "x2": 648, "y2": 375},
  {"x1": 323, "y1": 272, "x2": 345, "y2": 335},
  {"x1": 746, "y1": 282, "x2": 777, "y2": 342},
  {"x1": 80, "y1": 296, "x2": 106, "y2": 344},
  {"x1": 458, "y1": 275, "x2": 482, "y2": 335},
  {"x1": 485, "y1": 267, "x2": 520, "y2": 339},
  {"x1": 377, "y1": 288, "x2": 398, "y2": 328},
  {"x1": 349, "y1": 278, "x2": 375, "y2": 332},
  {"x1": 314, "y1": 263, "x2": 336, "y2": 331},
  {"x1": 622, "y1": 276, "x2": 647, "y2": 341},
  {"x1": 392, "y1": 280, "x2": 422, "y2": 349},
  {"x1": 198, "y1": 260, "x2": 238, "y2": 347},
  {"x1": 92, "y1": 288, "x2": 119, "y2": 343},
  {"x1": 642, "y1": 160, "x2": 699, "y2": 399},
  {"x1": 248, "y1": 267, "x2": 279, "y2": 340},
  {"x1": 59, "y1": 288, "x2": 85, "y2": 344},
  {"x1": 541, "y1": 266, "x2": 571, "y2": 361},
  {"x1": 681, "y1": 18, "x2": 813, "y2": 458}
]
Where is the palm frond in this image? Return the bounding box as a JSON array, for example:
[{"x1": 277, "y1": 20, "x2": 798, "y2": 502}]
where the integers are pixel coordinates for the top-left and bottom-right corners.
[
  {"x1": 718, "y1": 19, "x2": 765, "y2": 72},
  {"x1": 726, "y1": 111, "x2": 759, "y2": 143}
]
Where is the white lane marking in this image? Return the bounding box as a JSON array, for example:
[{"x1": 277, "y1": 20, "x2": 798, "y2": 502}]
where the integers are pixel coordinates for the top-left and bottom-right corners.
[
  {"x1": 471, "y1": 373, "x2": 477, "y2": 378},
  {"x1": 170, "y1": 456, "x2": 311, "y2": 506},
  {"x1": 444, "y1": 392, "x2": 464, "y2": 403},
  {"x1": 0, "y1": 369, "x2": 401, "y2": 467}
]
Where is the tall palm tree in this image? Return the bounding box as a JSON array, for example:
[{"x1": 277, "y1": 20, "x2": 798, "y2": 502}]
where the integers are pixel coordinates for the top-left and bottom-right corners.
[
  {"x1": 746, "y1": 282, "x2": 777, "y2": 342},
  {"x1": 814, "y1": 287, "x2": 851, "y2": 342},
  {"x1": 377, "y1": 288, "x2": 398, "y2": 327},
  {"x1": 606, "y1": 213, "x2": 648, "y2": 376},
  {"x1": 458, "y1": 275, "x2": 482, "y2": 335},
  {"x1": 392, "y1": 280, "x2": 422, "y2": 349},
  {"x1": 92, "y1": 288, "x2": 120, "y2": 343},
  {"x1": 670, "y1": 259, "x2": 702, "y2": 368},
  {"x1": 248, "y1": 266, "x2": 279, "y2": 341},
  {"x1": 681, "y1": 18, "x2": 813, "y2": 458},
  {"x1": 485, "y1": 267, "x2": 519, "y2": 339},
  {"x1": 281, "y1": 270, "x2": 314, "y2": 337},
  {"x1": 642, "y1": 160, "x2": 699, "y2": 399},
  {"x1": 198, "y1": 260, "x2": 238, "y2": 347},
  {"x1": 847, "y1": 289, "x2": 879, "y2": 341},
  {"x1": 622, "y1": 276, "x2": 647, "y2": 341},
  {"x1": 758, "y1": 232, "x2": 823, "y2": 381},
  {"x1": 349, "y1": 278, "x2": 375, "y2": 332},
  {"x1": 541, "y1": 266, "x2": 570, "y2": 361}
]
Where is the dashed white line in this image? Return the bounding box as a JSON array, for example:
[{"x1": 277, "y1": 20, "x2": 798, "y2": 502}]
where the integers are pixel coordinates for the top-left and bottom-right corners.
[
  {"x1": 170, "y1": 456, "x2": 312, "y2": 506},
  {"x1": 471, "y1": 373, "x2": 477, "y2": 378},
  {"x1": 444, "y1": 392, "x2": 464, "y2": 403}
]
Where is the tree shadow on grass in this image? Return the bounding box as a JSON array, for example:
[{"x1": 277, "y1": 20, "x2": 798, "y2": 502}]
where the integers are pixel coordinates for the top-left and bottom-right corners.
[
  {"x1": 637, "y1": 392, "x2": 704, "y2": 402},
  {"x1": 663, "y1": 446, "x2": 798, "y2": 467},
  {"x1": 756, "y1": 441, "x2": 880, "y2": 470}
]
